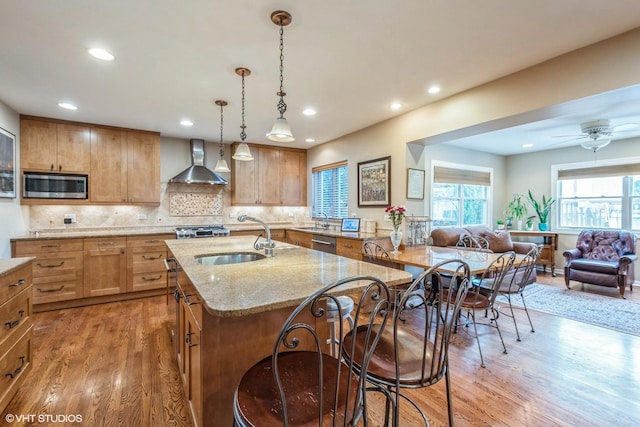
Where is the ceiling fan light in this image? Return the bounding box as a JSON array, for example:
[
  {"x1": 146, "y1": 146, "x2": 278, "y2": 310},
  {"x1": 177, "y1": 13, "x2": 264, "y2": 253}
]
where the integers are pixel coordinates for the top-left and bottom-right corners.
[
  {"x1": 214, "y1": 158, "x2": 230, "y2": 173},
  {"x1": 581, "y1": 139, "x2": 611, "y2": 151},
  {"x1": 266, "y1": 117, "x2": 295, "y2": 142},
  {"x1": 232, "y1": 142, "x2": 254, "y2": 161}
]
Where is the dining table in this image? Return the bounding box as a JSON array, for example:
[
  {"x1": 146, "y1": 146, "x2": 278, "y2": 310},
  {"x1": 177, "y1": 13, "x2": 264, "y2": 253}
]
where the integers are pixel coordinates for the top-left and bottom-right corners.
[{"x1": 389, "y1": 245, "x2": 526, "y2": 275}]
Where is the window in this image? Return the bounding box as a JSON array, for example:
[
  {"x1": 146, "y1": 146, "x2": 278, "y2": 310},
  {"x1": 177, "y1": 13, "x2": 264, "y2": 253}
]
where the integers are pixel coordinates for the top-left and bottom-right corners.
[
  {"x1": 555, "y1": 161, "x2": 640, "y2": 231},
  {"x1": 431, "y1": 162, "x2": 492, "y2": 227},
  {"x1": 312, "y1": 161, "x2": 348, "y2": 219}
]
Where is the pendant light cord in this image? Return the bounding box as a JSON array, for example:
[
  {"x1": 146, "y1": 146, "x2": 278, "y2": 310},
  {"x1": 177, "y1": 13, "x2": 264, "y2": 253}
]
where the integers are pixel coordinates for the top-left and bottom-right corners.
[
  {"x1": 219, "y1": 101, "x2": 224, "y2": 158},
  {"x1": 276, "y1": 20, "x2": 287, "y2": 118},
  {"x1": 240, "y1": 71, "x2": 247, "y2": 142}
]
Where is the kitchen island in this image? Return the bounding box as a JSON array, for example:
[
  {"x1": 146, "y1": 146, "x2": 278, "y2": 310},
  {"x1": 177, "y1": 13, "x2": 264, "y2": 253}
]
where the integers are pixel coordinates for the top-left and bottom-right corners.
[{"x1": 166, "y1": 235, "x2": 412, "y2": 426}]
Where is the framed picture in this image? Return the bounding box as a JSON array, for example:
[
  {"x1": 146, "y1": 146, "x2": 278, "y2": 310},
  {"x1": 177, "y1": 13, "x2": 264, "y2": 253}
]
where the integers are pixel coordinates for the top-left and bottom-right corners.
[
  {"x1": 358, "y1": 156, "x2": 391, "y2": 207},
  {"x1": 0, "y1": 127, "x2": 16, "y2": 198},
  {"x1": 341, "y1": 218, "x2": 360, "y2": 232},
  {"x1": 406, "y1": 168, "x2": 425, "y2": 199}
]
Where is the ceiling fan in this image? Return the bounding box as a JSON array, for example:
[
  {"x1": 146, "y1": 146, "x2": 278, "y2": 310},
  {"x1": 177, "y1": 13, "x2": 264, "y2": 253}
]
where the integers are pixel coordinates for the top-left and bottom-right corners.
[{"x1": 553, "y1": 119, "x2": 640, "y2": 152}]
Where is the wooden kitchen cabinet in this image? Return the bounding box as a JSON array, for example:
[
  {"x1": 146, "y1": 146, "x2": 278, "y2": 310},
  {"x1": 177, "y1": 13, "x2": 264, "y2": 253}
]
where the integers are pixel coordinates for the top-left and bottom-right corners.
[
  {"x1": 285, "y1": 229, "x2": 313, "y2": 248},
  {"x1": 83, "y1": 237, "x2": 127, "y2": 297},
  {"x1": 0, "y1": 259, "x2": 34, "y2": 414},
  {"x1": 176, "y1": 269, "x2": 203, "y2": 427},
  {"x1": 126, "y1": 234, "x2": 173, "y2": 292},
  {"x1": 12, "y1": 239, "x2": 84, "y2": 305},
  {"x1": 90, "y1": 128, "x2": 160, "y2": 204},
  {"x1": 20, "y1": 117, "x2": 91, "y2": 173},
  {"x1": 231, "y1": 142, "x2": 307, "y2": 206},
  {"x1": 336, "y1": 236, "x2": 364, "y2": 260}
]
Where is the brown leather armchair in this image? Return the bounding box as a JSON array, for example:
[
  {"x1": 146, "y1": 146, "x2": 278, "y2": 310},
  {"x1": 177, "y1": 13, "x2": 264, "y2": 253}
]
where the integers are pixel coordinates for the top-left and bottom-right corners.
[{"x1": 563, "y1": 229, "x2": 637, "y2": 298}]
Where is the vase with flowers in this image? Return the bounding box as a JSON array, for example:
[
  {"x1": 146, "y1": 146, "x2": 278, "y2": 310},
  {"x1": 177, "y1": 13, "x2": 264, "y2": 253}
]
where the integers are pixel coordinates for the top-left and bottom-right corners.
[{"x1": 385, "y1": 205, "x2": 406, "y2": 254}]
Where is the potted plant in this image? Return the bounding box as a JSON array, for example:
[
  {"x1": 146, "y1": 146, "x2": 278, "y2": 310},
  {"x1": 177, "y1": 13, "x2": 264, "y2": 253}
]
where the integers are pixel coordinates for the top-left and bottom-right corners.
[
  {"x1": 506, "y1": 193, "x2": 528, "y2": 230},
  {"x1": 527, "y1": 190, "x2": 555, "y2": 231},
  {"x1": 496, "y1": 219, "x2": 505, "y2": 230},
  {"x1": 525, "y1": 215, "x2": 536, "y2": 231}
]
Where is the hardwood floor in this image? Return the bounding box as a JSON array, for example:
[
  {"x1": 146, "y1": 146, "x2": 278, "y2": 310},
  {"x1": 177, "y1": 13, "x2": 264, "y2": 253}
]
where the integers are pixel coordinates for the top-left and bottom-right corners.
[{"x1": 2, "y1": 271, "x2": 639, "y2": 426}]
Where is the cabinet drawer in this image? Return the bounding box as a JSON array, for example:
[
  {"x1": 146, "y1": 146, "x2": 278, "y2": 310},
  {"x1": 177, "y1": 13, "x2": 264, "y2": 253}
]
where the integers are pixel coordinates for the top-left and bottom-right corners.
[
  {"x1": 336, "y1": 238, "x2": 363, "y2": 260},
  {"x1": 131, "y1": 271, "x2": 167, "y2": 291},
  {"x1": 31, "y1": 251, "x2": 83, "y2": 279},
  {"x1": 0, "y1": 287, "x2": 32, "y2": 350},
  {"x1": 127, "y1": 234, "x2": 174, "y2": 250},
  {"x1": 0, "y1": 326, "x2": 33, "y2": 412},
  {"x1": 84, "y1": 237, "x2": 127, "y2": 251},
  {"x1": 0, "y1": 264, "x2": 32, "y2": 304},
  {"x1": 178, "y1": 271, "x2": 202, "y2": 328},
  {"x1": 130, "y1": 251, "x2": 167, "y2": 272},
  {"x1": 14, "y1": 238, "x2": 83, "y2": 255},
  {"x1": 33, "y1": 277, "x2": 83, "y2": 304}
]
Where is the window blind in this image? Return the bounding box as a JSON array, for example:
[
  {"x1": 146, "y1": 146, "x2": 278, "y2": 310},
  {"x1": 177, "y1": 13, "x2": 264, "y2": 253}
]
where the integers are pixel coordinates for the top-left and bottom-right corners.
[
  {"x1": 433, "y1": 166, "x2": 491, "y2": 186},
  {"x1": 312, "y1": 161, "x2": 348, "y2": 219},
  {"x1": 558, "y1": 163, "x2": 640, "y2": 180}
]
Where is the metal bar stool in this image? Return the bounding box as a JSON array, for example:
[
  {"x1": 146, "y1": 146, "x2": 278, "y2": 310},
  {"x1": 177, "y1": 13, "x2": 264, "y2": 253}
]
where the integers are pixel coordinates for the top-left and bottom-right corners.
[{"x1": 326, "y1": 295, "x2": 355, "y2": 357}]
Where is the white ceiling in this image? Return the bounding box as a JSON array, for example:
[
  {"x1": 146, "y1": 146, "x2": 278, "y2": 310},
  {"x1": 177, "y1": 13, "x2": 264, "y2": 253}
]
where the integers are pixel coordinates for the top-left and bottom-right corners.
[{"x1": 2, "y1": 0, "x2": 640, "y2": 155}]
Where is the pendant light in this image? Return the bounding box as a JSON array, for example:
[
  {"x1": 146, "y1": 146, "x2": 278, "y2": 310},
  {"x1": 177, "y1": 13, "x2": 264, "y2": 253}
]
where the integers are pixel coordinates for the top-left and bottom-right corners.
[
  {"x1": 266, "y1": 10, "x2": 295, "y2": 143},
  {"x1": 213, "y1": 100, "x2": 230, "y2": 172},
  {"x1": 232, "y1": 67, "x2": 254, "y2": 161}
]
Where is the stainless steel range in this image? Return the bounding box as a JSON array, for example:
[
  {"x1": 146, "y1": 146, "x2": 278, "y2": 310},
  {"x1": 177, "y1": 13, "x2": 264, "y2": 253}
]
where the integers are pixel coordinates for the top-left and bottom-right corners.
[{"x1": 175, "y1": 225, "x2": 230, "y2": 239}]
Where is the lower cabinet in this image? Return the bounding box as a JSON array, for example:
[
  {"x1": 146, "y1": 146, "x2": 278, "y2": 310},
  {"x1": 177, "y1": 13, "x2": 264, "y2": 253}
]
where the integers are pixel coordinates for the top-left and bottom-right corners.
[
  {"x1": 175, "y1": 269, "x2": 203, "y2": 427},
  {"x1": 12, "y1": 239, "x2": 84, "y2": 304},
  {"x1": 0, "y1": 260, "x2": 34, "y2": 414},
  {"x1": 285, "y1": 230, "x2": 313, "y2": 248},
  {"x1": 126, "y1": 234, "x2": 173, "y2": 292},
  {"x1": 83, "y1": 237, "x2": 127, "y2": 297}
]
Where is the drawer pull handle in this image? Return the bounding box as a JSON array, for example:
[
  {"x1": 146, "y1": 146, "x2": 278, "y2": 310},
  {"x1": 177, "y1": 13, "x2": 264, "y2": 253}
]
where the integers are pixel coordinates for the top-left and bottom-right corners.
[
  {"x1": 344, "y1": 244, "x2": 353, "y2": 248},
  {"x1": 142, "y1": 275, "x2": 162, "y2": 282},
  {"x1": 37, "y1": 285, "x2": 65, "y2": 293},
  {"x1": 142, "y1": 254, "x2": 163, "y2": 260},
  {"x1": 164, "y1": 258, "x2": 177, "y2": 272},
  {"x1": 41, "y1": 244, "x2": 60, "y2": 249},
  {"x1": 5, "y1": 356, "x2": 25, "y2": 379},
  {"x1": 174, "y1": 289, "x2": 183, "y2": 302},
  {"x1": 5, "y1": 310, "x2": 24, "y2": 329},
  {"x1": 8, "y1": 279, "x2": 26, "y2": 288},
  {"x1": 145, "y1": 239, "x2": 160, "y2": 243},
  {"x1": 98, "y1": 241, "x2": 115, "y2": 246},
  {"x1": 37, "y1": 261, "x2": 64, "y2": 268},
  {"x1": 184, "y1": 294, "x2": 198, "y2": 305},
  {"x1": 185, "y1": 333, "x2": 198, "y2": 347}
]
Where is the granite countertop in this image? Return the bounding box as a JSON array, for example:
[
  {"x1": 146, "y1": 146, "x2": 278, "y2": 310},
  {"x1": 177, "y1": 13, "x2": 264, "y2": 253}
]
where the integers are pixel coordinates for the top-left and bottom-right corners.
[
  {"x1": 166, "y1": 236, "x2": 412, "y2": 318},
  {"x1": 0, "y1": 257, "x2": 36, "y2": 276},
  {"x1": 289, "y1": 226, "x2": 389, "y2": 240}
]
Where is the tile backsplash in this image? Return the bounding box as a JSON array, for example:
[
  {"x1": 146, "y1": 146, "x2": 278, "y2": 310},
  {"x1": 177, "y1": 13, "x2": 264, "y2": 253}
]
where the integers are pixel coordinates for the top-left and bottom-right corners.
[{"x1": 27, "y1": 182, "x2": 310, "y2": 233}]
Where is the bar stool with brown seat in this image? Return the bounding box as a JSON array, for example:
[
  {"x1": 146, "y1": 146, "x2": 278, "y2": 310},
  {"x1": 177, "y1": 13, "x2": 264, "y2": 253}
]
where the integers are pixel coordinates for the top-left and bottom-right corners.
[
  {"x1": 342, "y1": 259, "x2": 471, "y2": 427},
  {"x1": 233, "y1": 275, "x2": 393, "y2": 426}
]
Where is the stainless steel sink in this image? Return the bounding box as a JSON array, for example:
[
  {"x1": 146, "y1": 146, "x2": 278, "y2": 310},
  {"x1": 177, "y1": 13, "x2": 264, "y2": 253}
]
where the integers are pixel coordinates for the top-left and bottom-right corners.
[{"x1": 195, "y1": 252, "x2": 267, "y2": 266}]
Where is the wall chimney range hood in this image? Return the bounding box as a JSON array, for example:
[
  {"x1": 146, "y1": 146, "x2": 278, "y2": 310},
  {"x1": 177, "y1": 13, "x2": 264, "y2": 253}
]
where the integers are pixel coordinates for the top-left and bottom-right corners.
[{"x1": 169, "y1": 139, "x2": 228, "y2": 185}]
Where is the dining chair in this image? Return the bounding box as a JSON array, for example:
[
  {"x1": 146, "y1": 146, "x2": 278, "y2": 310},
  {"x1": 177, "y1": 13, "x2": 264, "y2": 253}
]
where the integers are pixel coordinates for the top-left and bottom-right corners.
[
  {"x1": 495, "y1": 244, "x2": 541, "y2": 341},
  {"x1": 456, "y1": 234, "x2": 491, "y2": 251},
  {"x1": 457, "y1": 251, "x2": 516, "y2": 368},
  {"x1": 233, "y1": 275, "x2": 392, "y2": 427},
  {"x1": 342, "y1": 259, "x2": 471, "y2": 427}
]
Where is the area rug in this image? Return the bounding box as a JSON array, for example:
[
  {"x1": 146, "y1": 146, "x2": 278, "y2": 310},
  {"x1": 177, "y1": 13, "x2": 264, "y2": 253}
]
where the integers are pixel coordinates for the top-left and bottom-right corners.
[{"x1": 501, "y1": 283, "x2": 640, "y2": 336}]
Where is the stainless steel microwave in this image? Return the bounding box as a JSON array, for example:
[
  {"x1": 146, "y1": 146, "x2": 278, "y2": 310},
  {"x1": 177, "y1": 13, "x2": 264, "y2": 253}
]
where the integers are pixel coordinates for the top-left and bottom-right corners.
[{"x1": 23, "y1": 173, "x2": 88, "y2": 199}]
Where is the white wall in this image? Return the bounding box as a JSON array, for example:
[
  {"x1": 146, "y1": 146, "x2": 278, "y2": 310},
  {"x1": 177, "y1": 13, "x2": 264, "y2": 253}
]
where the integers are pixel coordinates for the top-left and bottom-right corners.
[{"x1": 0, "y1": 100, "x2": 28, "y2": 258}]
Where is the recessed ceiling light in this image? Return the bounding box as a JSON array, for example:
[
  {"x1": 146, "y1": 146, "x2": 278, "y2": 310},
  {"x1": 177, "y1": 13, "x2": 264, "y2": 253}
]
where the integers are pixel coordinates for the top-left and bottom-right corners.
[
  {"x1": 302, "y1": 108, "x2": 316, "y2": 116},
  {"x1": 58, "y1": 102, "x2": 78, "y2": 110},
  {"x1": 427, "y1": 85, "x2": 441, "y2": 94},
  {"x1": 305, "y1": 138, "x2": 315, "y2": 143},
  {"x1": 88, "y1": 48, "x2": 115, "y2": 61},
  {"x1": 180, "y1": 119, "x2": 194, "y2": 127},
  {"x1": 522, "y1": 143, "x2": 534, "y2": 148},
  {"x1": 389, "y1": 102, "x2": 402, "y2": 110}
]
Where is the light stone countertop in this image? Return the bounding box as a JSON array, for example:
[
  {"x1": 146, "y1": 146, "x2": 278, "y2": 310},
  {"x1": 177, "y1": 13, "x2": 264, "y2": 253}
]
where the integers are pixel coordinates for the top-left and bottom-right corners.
[
  {"x1": 165, "y1": 236, "x2": 412, "y2": 318},
  {"x1": 0, "y1": 257, "x2": 36, "y2": 277}
]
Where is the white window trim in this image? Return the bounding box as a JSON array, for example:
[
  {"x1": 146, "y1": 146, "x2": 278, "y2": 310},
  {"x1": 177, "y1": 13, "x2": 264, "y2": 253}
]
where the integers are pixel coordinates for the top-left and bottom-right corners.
[
  {"x1": 430, "y1": 160, "x2": 494, "y2": 227},
  {"x1": 551, "y1": 155, "x2": 640, "y2": 234}
]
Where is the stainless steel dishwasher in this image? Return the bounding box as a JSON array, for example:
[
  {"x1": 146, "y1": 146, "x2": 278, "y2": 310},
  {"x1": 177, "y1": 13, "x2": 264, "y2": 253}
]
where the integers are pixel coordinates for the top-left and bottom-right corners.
[{"x1": 311, "y1": 234, "x2": 336, "y2": 254}]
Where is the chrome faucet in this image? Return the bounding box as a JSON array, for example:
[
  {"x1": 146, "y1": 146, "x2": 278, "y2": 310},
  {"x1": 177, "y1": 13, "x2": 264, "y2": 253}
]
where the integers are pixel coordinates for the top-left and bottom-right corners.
[
  {"x1": 320, "y1": 212, "x2": 330, "y2": 229},
  {"x1": 237, "y1": 215, "x2": 275, "y2": 256}
]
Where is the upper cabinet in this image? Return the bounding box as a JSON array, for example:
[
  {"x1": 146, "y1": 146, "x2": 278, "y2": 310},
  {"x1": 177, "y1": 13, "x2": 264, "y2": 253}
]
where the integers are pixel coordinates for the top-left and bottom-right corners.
[
  {"x1": 231, "y1": 142, "x2": 306, "y2": 206},
  {"x1": 19, "y1": 116, "x2": 160, "y2": 205},
  {"x1": 90, "y1": 128, "x2": 160, "y2": 204},
  {"x1": 20, "y1": 118, "x2": 91, "y2": 173}
]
